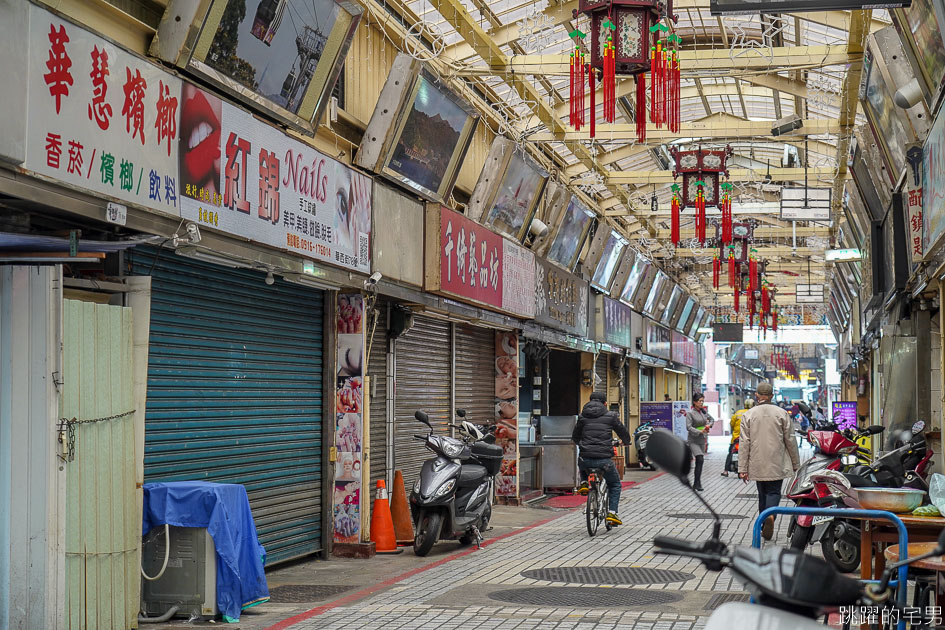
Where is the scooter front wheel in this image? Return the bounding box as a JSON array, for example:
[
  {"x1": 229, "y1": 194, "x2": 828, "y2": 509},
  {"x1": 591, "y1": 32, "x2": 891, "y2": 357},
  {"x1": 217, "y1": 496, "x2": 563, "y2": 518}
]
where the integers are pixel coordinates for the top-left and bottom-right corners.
[
  {"x1": 414, "y1": 511, "x2": 442, "y2": 557},
  {"x1": 789, "y1": 523, "x2": 812, "y2": 550},
  {"x1": 821, "y1": 526, "x2": 860, "y2": 573}
]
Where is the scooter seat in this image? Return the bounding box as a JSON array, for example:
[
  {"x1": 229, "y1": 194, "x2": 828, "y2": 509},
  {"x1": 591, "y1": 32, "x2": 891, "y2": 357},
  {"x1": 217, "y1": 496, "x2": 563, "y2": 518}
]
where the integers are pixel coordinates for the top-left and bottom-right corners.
[
  {"x1": 458, "y1": 464, "x2": 488, "y2": 487},
  {"x1": 843, "y1": 473, "x2": 881, "y2": 488}
]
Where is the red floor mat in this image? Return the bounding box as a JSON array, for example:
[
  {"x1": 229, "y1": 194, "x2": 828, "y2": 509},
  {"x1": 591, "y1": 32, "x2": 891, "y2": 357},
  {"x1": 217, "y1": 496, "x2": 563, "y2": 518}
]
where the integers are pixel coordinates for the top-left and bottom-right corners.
[{"x1": 541, "y1": 481, "x2": 639, "y2": 509}]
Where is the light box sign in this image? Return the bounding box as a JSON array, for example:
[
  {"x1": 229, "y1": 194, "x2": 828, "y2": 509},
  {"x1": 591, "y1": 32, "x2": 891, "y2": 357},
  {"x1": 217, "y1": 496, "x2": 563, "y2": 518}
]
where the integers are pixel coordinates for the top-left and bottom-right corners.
[
  {"x1": 780, "y1": 187, "x2": 831, "y2": 221},
  {"x1": 710, "y1": 0, "x2": 910, "y2": 15},
  {"x1": 534, "y1": 257, "x2": 588, "y2": 336},
  {"x1": 547, "y1": 196, "x2": 595, "y2": 271},
  {"x1": 671, "y1": 331, "x2": 696, "y2": 367},
  {"x1": 924, "y1": 104, "x2": 945, "y2": 254},
  {"x1": 602, "y1": 296, "x2": 632, "y2": 349},
  {"x1": 425, "y1": 205, "x2": 535, "y2": 318},
  {"x1": 178, "y1": 85, "x2": 371, "y2": 273},
  {"x1": 483, "y1": 151, "x2": 546, "y2": 241},
  {"x1": 25, "y1": 8, "x2": 182, "y2": 219},
  {"x1": 645, "y1": 319, "x2": 672, "y2": 361},
  {"x1": 178, "y1": 0, "x2": 361, "y2": 133}
]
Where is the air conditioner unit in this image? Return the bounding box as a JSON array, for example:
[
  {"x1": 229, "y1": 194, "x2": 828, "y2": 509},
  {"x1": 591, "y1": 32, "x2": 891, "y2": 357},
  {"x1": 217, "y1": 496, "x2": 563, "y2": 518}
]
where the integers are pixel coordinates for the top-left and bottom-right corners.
[{"x1": 141, "y1": 526, "x2": 218, "y2": 619}]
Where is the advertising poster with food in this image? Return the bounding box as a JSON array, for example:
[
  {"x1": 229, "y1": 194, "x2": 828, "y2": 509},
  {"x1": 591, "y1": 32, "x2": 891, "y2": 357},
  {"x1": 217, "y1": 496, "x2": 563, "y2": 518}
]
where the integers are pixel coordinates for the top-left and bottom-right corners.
[
  {"x1": 334, "y1": 293, "x2": 365, "y2": 543},
  {"x1": 495, "y1": 331, "x2": 519, "y2": 497},
  {"x1": 178, "y1": 83, "x2": 372, "y2": 274}
]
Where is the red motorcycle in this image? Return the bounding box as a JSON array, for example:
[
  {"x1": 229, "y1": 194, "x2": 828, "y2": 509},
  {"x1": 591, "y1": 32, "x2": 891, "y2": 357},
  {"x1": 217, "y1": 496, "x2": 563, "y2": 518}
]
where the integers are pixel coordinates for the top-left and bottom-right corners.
[{"x1": 785, "y1": 426, "x2": 882, "y2": 552}]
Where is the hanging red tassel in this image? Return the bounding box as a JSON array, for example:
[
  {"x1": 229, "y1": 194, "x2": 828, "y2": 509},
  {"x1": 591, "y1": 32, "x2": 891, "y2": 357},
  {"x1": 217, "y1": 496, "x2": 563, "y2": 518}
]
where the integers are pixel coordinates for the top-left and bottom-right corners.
[
  {"x1": 734, "y1": 288, "x2": 740, "y2": 313},
  {"x1": 578, "y1": 51, "x2": 585, "y2": 129},
  {"x1": 761, "y1": 283, "x2": 770, "y2": 314},
  {"x1": 695, "y1": 183, "x2": 706, "y2": 244},
  {"x1": 713, "y1": 255, "x2": 720, "y2": 289},
  {"x1": 649, "y1": 42, "x2": 657, "y2": 126},
  {"x1": 636, "y1": 72, "x2": 646, "y2": 143},
  {"x1": 603, "y1": 35, "x2": 615, "y2": 123},
  {"x1": 589, "y1": 67, "x2": 596, "y2": 139},
  {"x1": 728, "y1": 250, "x2": 736, "y2": 287},
  {"x1": 569, "y1": 49, "x2": 575, "y2": 128},
  {"x1": 669, "y1": 37, "x2": 680, "y2": 133},
  {"x1": 670, "y1": 184, "x2": 681, "y2": 246},
  {"x1": 748, "y1": 253, "x2": 758, "y2": 294},
  {"x1": 772, "y1": 307, "x2": 778, "y2": 332}
]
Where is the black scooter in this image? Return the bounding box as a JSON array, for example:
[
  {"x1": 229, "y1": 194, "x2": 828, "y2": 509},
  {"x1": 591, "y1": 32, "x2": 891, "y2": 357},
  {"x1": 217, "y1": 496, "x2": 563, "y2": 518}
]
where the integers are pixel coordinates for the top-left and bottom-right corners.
[{"x1": 408, "y1": 410, "x2": 503, "y2": 556}]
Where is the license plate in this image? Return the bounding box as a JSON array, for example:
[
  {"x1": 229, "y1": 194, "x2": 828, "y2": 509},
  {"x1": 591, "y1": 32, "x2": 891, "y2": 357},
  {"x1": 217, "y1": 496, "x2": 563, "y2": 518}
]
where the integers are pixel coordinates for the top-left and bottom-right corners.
[{"x1": 812, "y1": 516, "x2": 834, "y2": 526}]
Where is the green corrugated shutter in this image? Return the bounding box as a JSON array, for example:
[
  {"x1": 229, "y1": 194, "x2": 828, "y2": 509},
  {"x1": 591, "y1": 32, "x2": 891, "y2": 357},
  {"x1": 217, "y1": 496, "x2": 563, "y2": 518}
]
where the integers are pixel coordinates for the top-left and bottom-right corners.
[{"x1": 131, "y1": 248, "x2": 324, "y2": 565}]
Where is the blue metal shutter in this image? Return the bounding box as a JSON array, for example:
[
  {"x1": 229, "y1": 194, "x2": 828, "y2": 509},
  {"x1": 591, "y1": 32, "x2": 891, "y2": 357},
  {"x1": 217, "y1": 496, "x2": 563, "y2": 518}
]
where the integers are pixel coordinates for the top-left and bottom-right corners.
[{"x1": 130, "y1": 248, "x2": 324, "y2": 565}]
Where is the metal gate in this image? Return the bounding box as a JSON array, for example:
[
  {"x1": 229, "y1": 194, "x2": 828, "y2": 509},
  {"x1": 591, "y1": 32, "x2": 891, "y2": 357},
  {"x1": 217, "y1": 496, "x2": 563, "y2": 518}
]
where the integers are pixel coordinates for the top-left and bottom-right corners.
[
  {"x1": 393, "y1": 314, "x2": 451, "y2": 487},
  {"x1": 131, "y1": 248, "x2": 324, "y2": 565},
  {"x1": 595, "y1": 353, "x2": 609, "y2": 397},
  {"x1": 454, "y1": 324, "x2": 496, "y2": 427},
  {"x1": 366, "y1": 301, "x2": 389, "y2": 489}
]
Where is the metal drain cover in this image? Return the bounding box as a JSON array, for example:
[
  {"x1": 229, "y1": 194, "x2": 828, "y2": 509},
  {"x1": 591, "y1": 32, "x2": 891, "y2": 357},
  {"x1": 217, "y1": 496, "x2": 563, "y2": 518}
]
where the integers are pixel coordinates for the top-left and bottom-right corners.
[
  {"x1": 489, "y1": 587, "x2": 683, "y2": 607},
  {"x1": 666, "y1": 513, "x2": 748, "y2": 520},
  {"x1": 735, "y1": 493, "x2": 757, "y2": 499},
  {"x1": 268, "y1": 584, "x2": 354, "y2": 603},
  {"x1": 705, "y1": 593, "x2": 751, "y2": 610},
  {"x1": 522, "y1": 566, "x2": 694, "y2": 585}
]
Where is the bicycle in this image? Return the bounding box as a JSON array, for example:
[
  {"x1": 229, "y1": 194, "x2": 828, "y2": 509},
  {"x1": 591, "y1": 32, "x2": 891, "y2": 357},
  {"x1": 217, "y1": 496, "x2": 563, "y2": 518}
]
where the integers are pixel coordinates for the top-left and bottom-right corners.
[
  {"x1": 584, "y1": 465, "x2": 613, "y2": 536},
  {"x1": 583, "y1": 439, "x2": 622, "y2": 537}
]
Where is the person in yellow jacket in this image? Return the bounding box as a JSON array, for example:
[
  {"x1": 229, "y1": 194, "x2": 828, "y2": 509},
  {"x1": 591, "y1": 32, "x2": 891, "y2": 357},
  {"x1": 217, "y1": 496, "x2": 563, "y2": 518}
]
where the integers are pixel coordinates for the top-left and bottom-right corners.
[{"x1": 721, "y1": 398, "x2": 754, "y2": 476}]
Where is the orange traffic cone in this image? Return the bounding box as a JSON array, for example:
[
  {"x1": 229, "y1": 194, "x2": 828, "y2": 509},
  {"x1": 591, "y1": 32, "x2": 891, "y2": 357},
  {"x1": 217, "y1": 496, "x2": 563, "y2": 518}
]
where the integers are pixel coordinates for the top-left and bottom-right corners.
[
  {"x1": 370, "y1": 480, "x2": 401, "y2": 554},
  {"x1": 390, "y1": 470, "x2": 415, "y2": 545}
]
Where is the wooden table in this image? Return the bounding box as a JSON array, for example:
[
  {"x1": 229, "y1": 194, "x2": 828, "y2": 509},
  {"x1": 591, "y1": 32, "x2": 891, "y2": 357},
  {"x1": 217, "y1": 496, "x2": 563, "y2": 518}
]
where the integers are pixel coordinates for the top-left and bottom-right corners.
[
  {"x1": 861, "y1": 515, "x2": 945, "y2": 581},
  {"x1": 883, "y1": 544, "x2": 945, "y2": 626}
]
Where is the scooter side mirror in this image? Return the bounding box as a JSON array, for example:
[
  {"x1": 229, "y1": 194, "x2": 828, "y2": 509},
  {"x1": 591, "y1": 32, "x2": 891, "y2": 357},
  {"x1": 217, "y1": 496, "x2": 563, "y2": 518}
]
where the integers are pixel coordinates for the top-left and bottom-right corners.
[
  {"x1": 647, "y1": 430, "x2": 692, "y2": 480},
  {"x1": 456, "y1": 409, "x2": 466, "y2": 418},
  {"x1": 867, "y1": 425, "x2": 885, "y2": 435},
  {"x1": 414, "y1": 410, "x2": 432, "y2": 428}
]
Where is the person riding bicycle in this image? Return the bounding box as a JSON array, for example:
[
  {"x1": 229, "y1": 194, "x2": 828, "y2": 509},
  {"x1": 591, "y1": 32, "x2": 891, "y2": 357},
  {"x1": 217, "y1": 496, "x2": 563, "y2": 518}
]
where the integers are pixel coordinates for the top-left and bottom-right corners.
[
  {"x1": 573, "y1": 392, "x2": 632, "y2": 525},
  {"x1": 722, "y1": 398, "x2": 753, "y2": 476}
]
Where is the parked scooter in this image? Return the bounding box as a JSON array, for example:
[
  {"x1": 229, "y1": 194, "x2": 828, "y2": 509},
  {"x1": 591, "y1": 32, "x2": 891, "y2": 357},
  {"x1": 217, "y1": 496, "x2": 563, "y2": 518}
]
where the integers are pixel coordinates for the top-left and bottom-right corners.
[
  {"x1": 790, "y1": 421, "x2": 933, "y2": 572},
  {"x1": 645, "y1": 428, "x2": 945, "y2": 630},
  {"x1": 634, "y1": 420, "x2": 657, "y2": 469},
  {"x1": 786, "y1": 424, "x2": 883, "y2": 552},
  {"x1": 408, "y1": 410, "x2": 504, "y2": 556}
]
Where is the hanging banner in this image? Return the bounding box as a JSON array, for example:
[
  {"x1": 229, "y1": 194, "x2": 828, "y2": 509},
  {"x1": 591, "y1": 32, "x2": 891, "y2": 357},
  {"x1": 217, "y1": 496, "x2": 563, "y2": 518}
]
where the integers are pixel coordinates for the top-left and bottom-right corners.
[
  {"x1": 906, "y1": 144, "x2": 924, "y2": 262},
  {"x1": 424, "y1": 204, "x2": 534, "y2": 318},
  {"x1": 25, "y1": 7, "x2": 182, "y2": 218},
  {"x1": 334, "y1": 293, "x2": 365, "y2": 544},
  {"x1": 177, "y1": 84, "x2": 371, "y2": 273},
  {"x1": 671, "y1": 331, "x2": 696, "y2": 367},
  {"x1": 495, "y1": 331, "x2": 519, "y2": 497},
  {"x1": 534, "y1": 257, "x2": 589, "y2": 336}
]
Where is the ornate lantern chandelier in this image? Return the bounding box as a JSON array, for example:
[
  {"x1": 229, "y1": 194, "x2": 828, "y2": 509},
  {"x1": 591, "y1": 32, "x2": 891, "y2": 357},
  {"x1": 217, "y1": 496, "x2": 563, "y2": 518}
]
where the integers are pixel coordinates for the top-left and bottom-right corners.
[
  {"x1": 570, "y1": 0, "x2": 678, "y2": 142},
  {"x1": 670, "y1": 146, "x2": 733, "y2": 245}
]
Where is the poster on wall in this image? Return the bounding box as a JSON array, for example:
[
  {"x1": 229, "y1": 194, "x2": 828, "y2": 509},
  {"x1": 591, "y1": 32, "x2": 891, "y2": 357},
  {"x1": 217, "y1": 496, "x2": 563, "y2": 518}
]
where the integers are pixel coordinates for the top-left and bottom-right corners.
[
  {"x1": 831, "y1": 401, "x2": 858, "y2": 431},
  {"x1": 178, "y1": 84, "x2": 372, "y2": 273},
  {"x1": 25, "y1": 8, "x2": 182, "y2": 218},
  {"x1": 334, "y1": 293, "x2": 365, "y2": 543},
  {"x1": 672, "y1": 401, "x2": 691, "y2": 441},
  {"x1": 495, "y1": 332, "x2": 519, "y2": 497},
  {"x1": 640, "y1": 402, "x2": 673, "y2": 432}
]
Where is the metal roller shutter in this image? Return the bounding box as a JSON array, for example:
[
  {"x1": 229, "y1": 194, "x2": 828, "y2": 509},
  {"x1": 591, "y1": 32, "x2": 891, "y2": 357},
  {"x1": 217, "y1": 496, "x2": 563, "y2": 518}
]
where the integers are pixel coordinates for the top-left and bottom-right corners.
[
  {"x1": 366, "y1": 302, "x2": 389, "y2": 489},
  {"x1": 130, "y1": 248, "x2": 324, "y2": 565},
  {"x1": 454, "y1": 324, "x2": 497, "y2": 428},
  {"x1": 595, "y1": 353, "x2": 609, "y2": 397},
  {"x1": 393, "y1": 315, "x2": 451, "y2": 487}
]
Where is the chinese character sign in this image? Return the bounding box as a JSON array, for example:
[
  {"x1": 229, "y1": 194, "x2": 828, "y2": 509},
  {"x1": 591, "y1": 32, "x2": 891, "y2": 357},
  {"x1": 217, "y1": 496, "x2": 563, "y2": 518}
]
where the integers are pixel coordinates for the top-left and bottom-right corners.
[
  {"x1": 437, "y1": 206, "x2": 505, "y2": 310},
  {"x1": 177, "y1": 86, "x2": 371, "y2": 274},
  {"x1": 495, "y1": 331, "x2": 519, "y2": 497},
  {"x1": 907, "y1": 145, "x2": 924, "y2": 262},
  {"x1": 602, "y1": 297, "x2": 632, "y2": 348},
  {"x1": 502, "y1": 241, "x2": 536, "y2": 318},
  {"x1": 26, "y1": 8, "x2": 181, "y2": 218},
  {"x1": 534, "y1": 258, "x2": 589, "y2": 336},
  {"x1": 335, "y1": 294, "x2": 366, "y2": 543},
  {"x1": 671, "y1": 331, "x2": 696, "y2": 367}
]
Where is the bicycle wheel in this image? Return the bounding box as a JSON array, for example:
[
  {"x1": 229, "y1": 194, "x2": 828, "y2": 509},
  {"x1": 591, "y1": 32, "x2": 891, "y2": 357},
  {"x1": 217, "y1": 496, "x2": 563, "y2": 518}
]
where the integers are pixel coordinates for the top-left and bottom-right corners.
[
  {"x1": 600, "y1": 480, "x2": 612, "y2": 531},
  {"x1": 586, "y1": 477, "x2": 601, "y2": 536}
]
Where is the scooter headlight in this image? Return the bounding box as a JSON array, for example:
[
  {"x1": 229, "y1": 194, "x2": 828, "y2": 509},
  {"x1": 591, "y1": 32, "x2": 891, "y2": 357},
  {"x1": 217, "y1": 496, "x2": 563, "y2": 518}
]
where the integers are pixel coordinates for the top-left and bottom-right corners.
[
  {"x1": 441, "y1": 439, "x2": 465, "y2": 459},
  {"x1": 433, "y1": 479, "x2": 456, "y2": 498},
  {"x1": 413, "y1": 479, "x2": 421, "y2": 495}
]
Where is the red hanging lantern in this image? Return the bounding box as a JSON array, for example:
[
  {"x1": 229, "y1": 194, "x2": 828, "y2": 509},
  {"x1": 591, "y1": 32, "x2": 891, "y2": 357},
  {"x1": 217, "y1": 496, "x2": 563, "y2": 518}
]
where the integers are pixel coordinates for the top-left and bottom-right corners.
[{"x1": 670, "y1": 183, "x2": 681, "y2": 245}]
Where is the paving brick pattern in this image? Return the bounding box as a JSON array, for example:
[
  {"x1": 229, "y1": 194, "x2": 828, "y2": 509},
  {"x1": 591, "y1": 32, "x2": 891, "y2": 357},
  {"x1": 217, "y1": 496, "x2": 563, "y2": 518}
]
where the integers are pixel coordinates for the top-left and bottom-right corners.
[{"x1": 284, "y1": 439, "x2": 810, "y2": 629}]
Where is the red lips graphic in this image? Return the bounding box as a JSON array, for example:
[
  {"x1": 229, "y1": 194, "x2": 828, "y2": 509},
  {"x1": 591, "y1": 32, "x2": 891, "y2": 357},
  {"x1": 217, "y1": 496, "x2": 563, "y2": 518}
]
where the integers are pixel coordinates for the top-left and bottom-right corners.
[{"x1": 181, "y1": 87, "x2": 221, "y2": 186}]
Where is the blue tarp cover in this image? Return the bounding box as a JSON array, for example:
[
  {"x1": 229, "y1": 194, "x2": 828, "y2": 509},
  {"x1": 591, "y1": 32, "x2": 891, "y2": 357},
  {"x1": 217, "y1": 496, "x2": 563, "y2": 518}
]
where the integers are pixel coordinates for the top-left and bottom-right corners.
[{"x1": 142, "y1": 481, "x2": 270, "y2": 621}]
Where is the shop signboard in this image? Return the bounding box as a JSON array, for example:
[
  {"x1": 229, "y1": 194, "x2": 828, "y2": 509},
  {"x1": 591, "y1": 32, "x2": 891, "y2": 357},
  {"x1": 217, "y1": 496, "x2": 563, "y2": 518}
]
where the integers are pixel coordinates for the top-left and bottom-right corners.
[
  {"x1": 672, "y1": 401, "x2": 691, "y2": 441},
  {"x1": 534, "y1": 256, "x2": 588, "y2": 336},
  {"x1": 25, "y1": 6, "x2": 373, "y2": 274},
  {"x1": 25, "y1": 8, "x2": 183, "y2": 219},
  {"x1": 671, "y1": 331, "x2": 696, "y2": 367},
  {"x1": 425, "y1": 204, "x2": 535, "y2": 318},
  {"x1": 906, "y1": 144, "x2": 924, "y2": 262},
  {"x1": 334, "y1": 294, "x2": 365, "y2": 543},
  {"x1": 602, "y1": 296, "x2": 632, "y2": 349},
  {"x1": 831, "y1": 401, "x2": 858, "y2": 431},
  {"x1": 640, "y1": 402, "x2": 673, "y2": 432},
  {"x1": 645, "y1": 319, "x2": 672, "y2": 361}
]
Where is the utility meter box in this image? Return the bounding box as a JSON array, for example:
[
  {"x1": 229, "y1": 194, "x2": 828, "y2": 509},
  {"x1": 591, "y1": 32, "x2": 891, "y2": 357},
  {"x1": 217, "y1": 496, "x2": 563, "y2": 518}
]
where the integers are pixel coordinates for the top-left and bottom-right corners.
[{"x1": 141, "y1": 526, "x2": 218, "y2": 619}]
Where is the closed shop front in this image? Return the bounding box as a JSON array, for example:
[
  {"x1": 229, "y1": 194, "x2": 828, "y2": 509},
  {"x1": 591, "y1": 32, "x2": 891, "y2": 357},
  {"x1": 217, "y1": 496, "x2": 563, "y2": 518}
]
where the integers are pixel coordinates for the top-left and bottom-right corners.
[
  {"x1": 367, "y1": 301, "x2": 391, "y2": 489},
  {"x1": 393, "y1": 314, "x2": 452, "y2": 487},
  {"x1": 455, "y1": 324, "x2": 497, "y2": 427},
  {"x1": 131, "y1": 248, "x2": 325, "y2": 565},
  {"x1": 594, "y1": 353, "x2": 609, "y2": 398}
]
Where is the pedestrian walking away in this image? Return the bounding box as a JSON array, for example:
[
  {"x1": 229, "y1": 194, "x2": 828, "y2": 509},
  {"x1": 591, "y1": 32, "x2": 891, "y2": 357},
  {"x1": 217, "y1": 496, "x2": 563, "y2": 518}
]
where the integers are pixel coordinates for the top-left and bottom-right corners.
[
  {"x1": 685, "y1": 392, "x2": 714, "y2": 491},
  {"x1": 722, "y1": 398, "x2": 753, "y2": 476},
  {"x1": 738, "y1": 381, "x2": 800, "y2": 541},
  {"x1": 573, "y1": 392, "x2": 632, "y2": 525}
]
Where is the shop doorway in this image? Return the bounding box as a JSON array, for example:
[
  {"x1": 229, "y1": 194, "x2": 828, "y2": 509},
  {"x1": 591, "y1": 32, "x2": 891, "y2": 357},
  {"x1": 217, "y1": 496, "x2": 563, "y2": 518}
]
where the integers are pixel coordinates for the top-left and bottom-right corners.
[{"x1": 548, "y1": 350, "x2": 581, "y2": 415}]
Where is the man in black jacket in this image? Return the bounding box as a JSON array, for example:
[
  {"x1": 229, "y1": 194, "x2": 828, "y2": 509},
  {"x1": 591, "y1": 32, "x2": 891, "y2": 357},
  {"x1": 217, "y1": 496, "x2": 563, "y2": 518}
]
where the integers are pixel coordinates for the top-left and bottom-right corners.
[{"x1": 572, "y1": 392, "x2": 632, "y2": 525}]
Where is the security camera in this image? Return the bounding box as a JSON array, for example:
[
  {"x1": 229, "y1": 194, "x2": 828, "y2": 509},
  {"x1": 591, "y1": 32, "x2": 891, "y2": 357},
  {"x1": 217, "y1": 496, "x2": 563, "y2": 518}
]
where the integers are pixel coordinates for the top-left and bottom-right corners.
[
  {"x1": 185, "y1": 222, "x2": 201, "y2": 244},
  {"x1": 364, "y1": 271, "x2": 382, "y2": 288},
  {"x1": 771, "y1": 114, "x2": 802, "y2": 137},
  {"x1": 529, "y1": 218, "x2": 549, "y2": 239}
]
